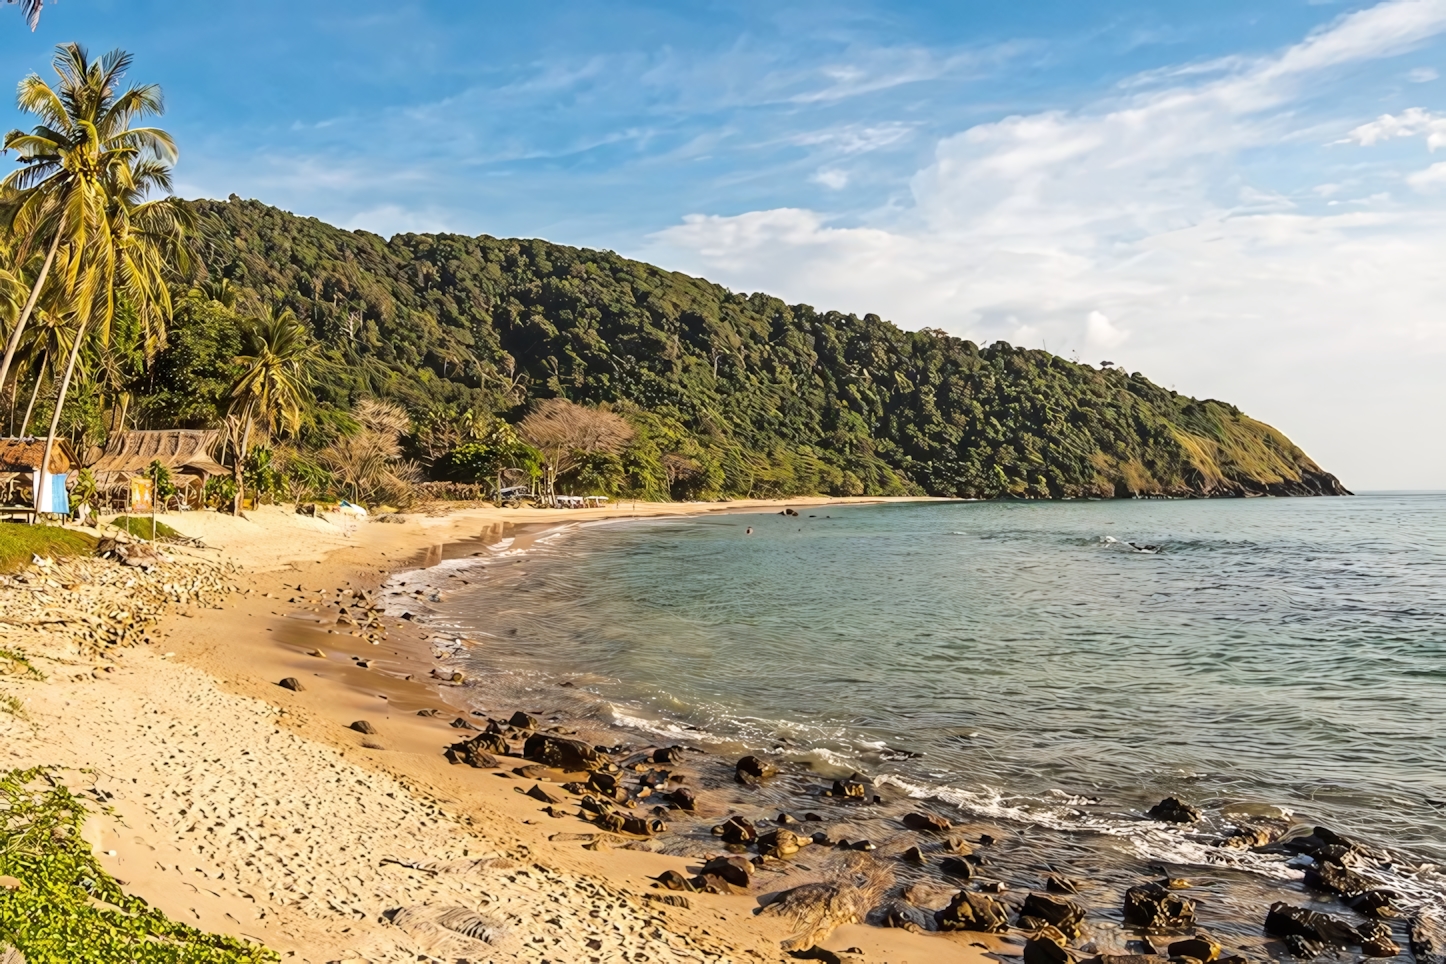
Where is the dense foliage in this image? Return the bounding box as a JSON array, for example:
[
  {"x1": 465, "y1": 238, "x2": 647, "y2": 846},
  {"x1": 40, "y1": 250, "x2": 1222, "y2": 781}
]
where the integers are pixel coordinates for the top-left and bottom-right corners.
[
  {"x1": 127, "y1": 196, "x2": 1342, "y2": 500},
  {"x1": 0, "y1": 767, "x2": 276, "y2": 962}
]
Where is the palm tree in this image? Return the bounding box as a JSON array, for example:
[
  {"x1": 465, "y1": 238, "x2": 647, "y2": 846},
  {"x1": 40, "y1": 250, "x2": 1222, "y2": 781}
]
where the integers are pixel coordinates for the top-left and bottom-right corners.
[
  {"x1": 0, "y1": 43, "x2": 176, "y2": 416},
  {"x1": 227, "y1": 307, "x2": 314, "y2": 514},
  {"x1": 6, "y1": 0, "x2": 45, "y2": 30}
]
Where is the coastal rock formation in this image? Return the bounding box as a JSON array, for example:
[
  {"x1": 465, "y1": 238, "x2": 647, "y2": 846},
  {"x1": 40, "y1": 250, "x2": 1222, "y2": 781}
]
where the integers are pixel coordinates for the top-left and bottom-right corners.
[
  {"x1": 523, "y1": 733, "x2": 602, "y2": 770},
  {"x1": 1264, "y1": 902, "x2": 1361, "y2": 948},
  {"x1": 735, "y1": 755, "x2": 777, "y2": 783},
  {"x1": 1409, "y1": 916, "x2": 1446, "y2": 964},
  {"x1": 1146, "y1": 797, "x2": 1201, "y2": 824},
  {"x1": 1123, "y1": 882, "x2": 1197, "y2": 931},
  {"x1": 1019, "y1": 892, "x2": 1087, "y2": 940},
  {"x1": 935, "y1": 890, "x2": 1010, "y2": 933},
  {"x1": 902, "y1": 811, "x2": 952, "y2": 832}
]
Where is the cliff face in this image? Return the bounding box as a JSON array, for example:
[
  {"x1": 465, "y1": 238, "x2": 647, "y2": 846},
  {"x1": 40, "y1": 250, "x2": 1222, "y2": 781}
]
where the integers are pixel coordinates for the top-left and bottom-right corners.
[{"x1": 183, "y1": 197, "x2": 1347, "y2": 500}]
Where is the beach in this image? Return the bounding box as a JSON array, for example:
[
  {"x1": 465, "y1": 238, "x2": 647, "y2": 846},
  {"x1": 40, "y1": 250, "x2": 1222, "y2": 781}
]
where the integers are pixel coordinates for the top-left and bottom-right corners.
[{"x1": 0, "y1": 497, "x2": 982, "y2": 963}]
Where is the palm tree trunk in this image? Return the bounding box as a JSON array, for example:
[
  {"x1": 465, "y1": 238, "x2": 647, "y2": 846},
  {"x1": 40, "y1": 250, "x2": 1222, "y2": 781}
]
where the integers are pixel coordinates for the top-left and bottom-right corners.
[
  {"x1": 233, "y1": 404, "x2": 253, "y2": 516},
  {"x1": 0, "y1": 227, "x2": 62, "y2": 402},
  {"x1": 36, "y1": 314, "x2": 86, "y2": 519},
  {"x1": 20, "y1": 353, "x2": 47, "y2": 437}
]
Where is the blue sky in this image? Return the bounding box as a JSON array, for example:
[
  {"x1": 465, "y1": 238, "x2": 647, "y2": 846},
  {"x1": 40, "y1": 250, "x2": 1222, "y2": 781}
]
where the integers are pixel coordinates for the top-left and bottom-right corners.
[{"x1": 3, "y1": 0, "x2": 1445, "y2": 488}]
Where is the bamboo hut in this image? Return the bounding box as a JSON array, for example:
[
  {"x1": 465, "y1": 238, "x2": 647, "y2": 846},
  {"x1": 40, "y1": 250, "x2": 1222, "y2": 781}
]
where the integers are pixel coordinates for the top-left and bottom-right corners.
[
  {"x1": 89, "y1": 430, "x2": 228, "y2": 510},
  {"x1": 0, "y1": 438, "x2": 80, "y2": 516}
]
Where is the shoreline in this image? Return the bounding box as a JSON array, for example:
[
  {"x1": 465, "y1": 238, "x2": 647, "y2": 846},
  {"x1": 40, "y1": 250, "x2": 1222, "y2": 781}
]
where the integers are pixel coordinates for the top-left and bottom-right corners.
[
  {"x1": 2, "y1": 496, "x2": 1430, "y2": 963},
  {"x1": 2, "y1": 496, "x2": 983, "y2": 963}
]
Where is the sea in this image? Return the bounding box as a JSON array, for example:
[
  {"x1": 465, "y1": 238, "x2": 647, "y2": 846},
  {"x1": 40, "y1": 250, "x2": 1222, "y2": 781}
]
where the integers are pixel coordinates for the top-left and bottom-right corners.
[{"x1": 396, "y1": 493, "x2": 1446, "y2": 942}]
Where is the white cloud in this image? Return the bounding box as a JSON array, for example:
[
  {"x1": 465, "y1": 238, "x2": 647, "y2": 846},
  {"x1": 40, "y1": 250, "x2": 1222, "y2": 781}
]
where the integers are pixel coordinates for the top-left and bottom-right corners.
[
  {"x1": 1085, "y1": 311, "x2": 1129, "y2": 351},
  {"x1": 811, "y1": 168, "x2": 850, "y2": 190},
  {"x1": 646, "y1": 0, "x2": 1446, "y2": 488},
  {"x1": 1344, "y1": 106, "x2": 1446, "y2": 148},
  {"x1": 1410, "y1": 65, "x2": 1440, "y2": 80},
  {"x1": 1408, "y1": 160, "x2": 1446, "y2": 188}
]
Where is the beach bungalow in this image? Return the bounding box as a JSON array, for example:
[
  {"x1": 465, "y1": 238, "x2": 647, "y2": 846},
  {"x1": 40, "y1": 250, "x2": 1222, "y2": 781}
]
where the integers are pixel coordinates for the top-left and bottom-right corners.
[
  {"x1": 89, "y1": 429, "x2": 229, "y2": 510},
  {"x1": 0, "y1": 437, "x2": 80, "y2": 519}
]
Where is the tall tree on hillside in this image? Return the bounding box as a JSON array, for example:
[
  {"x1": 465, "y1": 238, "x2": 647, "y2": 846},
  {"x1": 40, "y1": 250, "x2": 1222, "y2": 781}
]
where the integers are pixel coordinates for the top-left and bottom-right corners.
[
  {"x1": 226, "y1": 306, "x2": 313, "y2": 514},
  {"x1": 0, "y1": 43, "x2": 177, "y2": 416},
  {"x1": 518, "y1": 398, "x2": 634, "y2": 506}
]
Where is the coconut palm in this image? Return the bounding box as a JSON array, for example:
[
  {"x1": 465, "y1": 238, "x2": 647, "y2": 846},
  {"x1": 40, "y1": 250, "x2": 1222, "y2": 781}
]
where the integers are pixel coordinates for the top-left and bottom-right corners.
[
  {"x1": 6, "y1": 0, "x2": 44, "y2": 30},
  {"x1": 226, "y1": 306, "x2": 315, "y2": 514},
  {"x1": 0, "y1": 43, "x2": 176, "y2": 411}
]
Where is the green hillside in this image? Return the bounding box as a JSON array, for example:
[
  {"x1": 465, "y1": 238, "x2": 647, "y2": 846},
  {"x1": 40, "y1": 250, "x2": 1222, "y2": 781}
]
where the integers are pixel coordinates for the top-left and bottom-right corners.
[{"x1": 140, "y1": 196, "x2": 1345, "y2": 501}]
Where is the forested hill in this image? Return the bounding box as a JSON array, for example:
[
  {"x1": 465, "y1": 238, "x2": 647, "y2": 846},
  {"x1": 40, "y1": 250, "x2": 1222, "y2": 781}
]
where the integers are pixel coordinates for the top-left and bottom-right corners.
[{"x1": 166, "y1": 195, "x2": 1347, "y2": 500}]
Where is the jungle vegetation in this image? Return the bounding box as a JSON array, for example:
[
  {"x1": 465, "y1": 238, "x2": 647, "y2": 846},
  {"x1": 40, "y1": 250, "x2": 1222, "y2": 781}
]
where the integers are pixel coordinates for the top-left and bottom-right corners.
[{"x1": 0, "y1": 44, "x2": 1347, "y2": 510}]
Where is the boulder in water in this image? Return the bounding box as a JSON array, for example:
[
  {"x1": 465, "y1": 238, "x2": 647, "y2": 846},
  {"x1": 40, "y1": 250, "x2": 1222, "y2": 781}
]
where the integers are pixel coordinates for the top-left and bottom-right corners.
[
  {"x1": 508, "y1": 710, "x2": 538, "y2": 730},
  {"x1": 735, "y1": 755, "x2": 777, "y2": 784},
  {"x1": 713, "y1": 815, "x2": 757, "y2": 845},
  {"x1": 1167, "y1": 936, "x2": 1221, "y2": 962},
  {"x1": 935, "y1": 890, "x2": 1010, "y2": 933},
  {"x1": 701, "y1": 854, "x2": 752, "y2": 888},
  {"x1": 758, "y1": 828, "x2": 807, "y2": 858},
  {"x1": 1264, "y1": 902, "x2": 1361, "y2": 948},
  {"x1": 1019, "y1": 892, "x2": 1086, "y2": 940},
  {"x1": 903, "y1": 811, "x2": 952, "y2": 832},
  {"x1": 1303, "y1": 860, "x2": 1374, "y2": 898},
  {"x1": 1358, "y1": 920, "x2": 1400, "y2": 958},
  {"x1": 1123, "y1": 882, "x2": 1197, "y2": 931},
  {"x1": 1409, "y1": 915, "x2": 1446, "y2": 964},
  {"x1": 1146, "y1": 797, "x2": 1201, "y2": 824},
  {"x1": 940, "y1": 856, "x2": 975, "y2": 879}
]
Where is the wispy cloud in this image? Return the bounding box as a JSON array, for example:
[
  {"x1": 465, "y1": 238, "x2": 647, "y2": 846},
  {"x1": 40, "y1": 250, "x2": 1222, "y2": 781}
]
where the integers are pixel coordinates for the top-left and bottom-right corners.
[{"x1": 648, "y1": 0, "x2": 1446, "y2": 488}]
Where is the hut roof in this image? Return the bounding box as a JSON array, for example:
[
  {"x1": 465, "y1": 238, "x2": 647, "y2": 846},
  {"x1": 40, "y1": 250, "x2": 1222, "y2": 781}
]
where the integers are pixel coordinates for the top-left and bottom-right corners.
[
  {"x1": 90, "y1": 429, "x2": 228, "y2": 478},
  {"x1": 0, "y1": 437, "x2": 80, "y2": 475}
]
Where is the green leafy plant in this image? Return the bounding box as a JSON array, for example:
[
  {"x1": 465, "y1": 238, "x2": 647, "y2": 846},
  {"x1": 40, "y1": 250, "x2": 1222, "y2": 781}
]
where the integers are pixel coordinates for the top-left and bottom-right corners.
[
  {"x1": 108, "y1": 515, "x2": 180, "y2": 540},
  {"x1": 0, "y1": 766, "x2": 278, "y2": 962},
  {"x1": 202, "y1": 475, "x2": 237, "y2": 510}
]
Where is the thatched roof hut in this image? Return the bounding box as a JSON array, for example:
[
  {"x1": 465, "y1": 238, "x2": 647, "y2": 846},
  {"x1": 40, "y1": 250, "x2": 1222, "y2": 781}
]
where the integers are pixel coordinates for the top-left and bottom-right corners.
[
  {"x1": 0, "y1": 437, "x2": 80, "y2": 479},
  {"x1": 90, "y1": 430, "x2": 228, "y2": 483}
]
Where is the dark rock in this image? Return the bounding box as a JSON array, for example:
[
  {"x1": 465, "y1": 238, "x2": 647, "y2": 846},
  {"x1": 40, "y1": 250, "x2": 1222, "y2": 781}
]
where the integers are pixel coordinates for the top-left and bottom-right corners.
[
  {"x1": 759, "y1": 829, "x2": 807, "y2": 858},
  {"x1": 850, "y1": 839, "x2": 875, "y2": 851},
  {"x1": 443, "y1": 734, "x2": 500, "y2": 769},
  {"x1": 639, "y1": 768, "x2": 670, "y2": 789},
  {"x1": 1264, "y1": 902, "x2": 1361, "y2": 948},
  {"x1": 1168, "y1": 936, "x2": 1221, "y2": 962},
  {"x1": 1358, "y1": 921, "x2": 1400, "y2": 958},
  {"x1": 655, "y1": 869, "x2": 695, "y2": 891},
  {"x1": 654, "y1": 746, "x2": 682, "y2": 764},
  {"x1": 349, "y1": 720, "x2": 377, "y2": 735},
  {"x1": 1046, "y1": 874, "x2": 1081, "y2": 894},
  {"x1": 701, "y1": 854, "x2": 752, "y2": 887},
  {"x1": 1345, "y1": 890, "x2": 1399, "y2": 920},
  {"x1": 449, "y1": 717, "x2": 475, "y2": 729},
  {"x1": 831, "y1": 779, "x2": 866, "y2": 799},
  {"x1": 935, "y1": 890, "x2": 1010, "y2": 933},
  {"x1": 735, "y1": 755, "x2": 778, "y2": 783},
  {"x1": 881, "y1": 899, "x2": 930, "y2": 933},
  {"x1": 1220, "y1": 824, "x2": 1277, "y2": 849},
  {"x1": 979, "y1": 833, "x2": 996, "y2": 845},
  {"x1": 804, "y1": 812, "x2": 824, "y2": 821},
  {"x1": 902, "y1": 846, "x2": 926, "y2": 864},
  {"x1": 903, "y1": 811, "x2": 952, "y2": 832},
  {"x1": 979, "y1": 880, "x2": 1008, "y2": 893},
  {"x1": 1410, "y1": 916, "x2": 1446, "y2": 964},
  {"x1": 1123, "y1": 883, "x2": 1197, "y2": 931},
  {"x1": 416, "y1": 708, "x2": 439, "y2": 717},
  {"x1": 1025, "y1": 937, "x2": 1072, "y2": 964},
  {"x1": 278, "y1": 677, "x2": 304, "y2": 692},
  {"x1": 777, "y1": 812, "x2": 799, "y2": 825},
  {"x1": 586, "y1": 771, "x2": 619, "y2": 794},
  {"x1": 523, "y1": 733, "x2": 603, "y2": 771},
  {"x1": 713, "y1": 815, "x2": 758, "y2": 845},
  {"x1": 525, "y1": 783, "x2": 565, "y2": 805},
  {"x1": 1019, "y1": 892, "x2": 1086, "y2": 940},
  {"x1": 1276, "y1": 826, "x2": 1375, "y2": 864},
  {"x1": 940, "y1": 856, "x2": 975, "y2": 879},
  {"x1": 811, "y1": 831, "x2": 833, "y2": 846},
  {"x1": 1303, "y1": 860, "x2": 1373, "y2": 897},
  {"x1": 507, "y1": 710, "x2": 538, "y2": 729},
  {"x1": 1147, "y1": 797, "x2": 1202, "y2": 824},
  {"x1": 668, "y1": 788, "x2": 697, "y2": 811}
]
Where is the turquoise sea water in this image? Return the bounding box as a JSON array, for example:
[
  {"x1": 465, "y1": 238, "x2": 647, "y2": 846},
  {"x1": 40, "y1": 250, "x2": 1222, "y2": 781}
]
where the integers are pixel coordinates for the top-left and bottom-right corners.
[{"x1": 412, "y1": 493, "x2": 1446, "y2": 927}]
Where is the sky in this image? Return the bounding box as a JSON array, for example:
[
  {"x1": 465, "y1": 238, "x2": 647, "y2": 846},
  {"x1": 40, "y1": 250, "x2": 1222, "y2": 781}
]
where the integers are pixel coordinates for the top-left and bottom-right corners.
[{"x1": 2, "y1": 1, "x2": 1444, "y2": 489}]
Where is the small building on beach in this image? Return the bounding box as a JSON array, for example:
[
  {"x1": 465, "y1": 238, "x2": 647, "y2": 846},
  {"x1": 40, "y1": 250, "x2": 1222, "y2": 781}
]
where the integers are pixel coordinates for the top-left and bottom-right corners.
[
  {"x1": 88, "y1": 429, "x2": 229, "y2": 509},
  {"x1": 0, "y1": 437, "x2": 80, "y2": 512}
]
